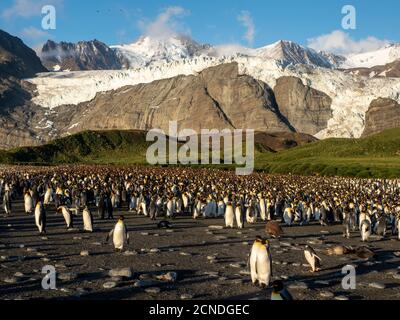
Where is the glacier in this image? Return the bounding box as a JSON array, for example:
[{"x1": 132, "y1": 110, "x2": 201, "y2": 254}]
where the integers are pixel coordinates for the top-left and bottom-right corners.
[{"x1": 27, "y1": 53, "x2": 400, "y2": 140}]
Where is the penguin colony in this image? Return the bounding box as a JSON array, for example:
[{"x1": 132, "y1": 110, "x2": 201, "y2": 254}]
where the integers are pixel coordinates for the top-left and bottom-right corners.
[{"x1": 0, "y1": 165, "x2": 400, "y2": 299}]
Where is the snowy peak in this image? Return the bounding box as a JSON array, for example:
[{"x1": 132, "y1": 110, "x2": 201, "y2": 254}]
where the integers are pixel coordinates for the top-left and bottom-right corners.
[
  {"x1": 256, "y1": 40, "x2": 341, "y2": 68},
  {"x1": 40, "y1": 39, "x2": 124, "y2": 71},
  {"x1": 112, "y1": 35, "x2": 211, "y2": 68},
  {"x1": 344, "y1": 43, "x2": 400, "y2": 68}
]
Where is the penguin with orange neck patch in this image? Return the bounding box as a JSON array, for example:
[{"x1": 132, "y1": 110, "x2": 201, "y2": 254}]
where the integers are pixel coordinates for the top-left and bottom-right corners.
[
  {"x1": 106, "y1": 215, "x2": 129, "y2": 252},
  {"x1": 249, "y1": 236, "x2": 272, "y2": 288}
]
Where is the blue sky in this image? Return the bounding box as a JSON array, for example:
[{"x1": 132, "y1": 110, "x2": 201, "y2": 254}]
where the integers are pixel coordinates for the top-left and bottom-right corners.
[{"x1": 0, "y1": 0, "x2": 399, "y2": 53}]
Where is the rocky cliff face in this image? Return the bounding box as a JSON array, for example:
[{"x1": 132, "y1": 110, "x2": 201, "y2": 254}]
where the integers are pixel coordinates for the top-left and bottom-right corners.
[
  {"x1": 40, "y1": 39, "x2": 124, "y2": 71},
  {"x1": 48, "y1": 63, "x2": 293, "y2": 135},
  {"x1": 362, "y1": 98, "x2": 400, "y2": 136},
  {"x1": 0, "y1": 29, "x2": 48, "y2": 148},
  {"x1": 0, "y1": 62, "x2": 337, "y2": 149},
  {"x1": 0, "y1": 29, "x2": 47, "y2": 78},
  {"x1": 273, "y1": 76, "x2": 332, "y2": 135}
]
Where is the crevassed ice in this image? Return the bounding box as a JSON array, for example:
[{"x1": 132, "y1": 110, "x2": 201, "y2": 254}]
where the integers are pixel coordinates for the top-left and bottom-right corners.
[{"x1": 27, "y1": 55, "x2": 400, "y2": 139}]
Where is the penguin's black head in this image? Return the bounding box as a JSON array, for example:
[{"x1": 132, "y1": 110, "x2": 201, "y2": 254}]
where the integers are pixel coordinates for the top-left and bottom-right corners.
[
  {"x1": 119, "y1": 215, "x2": 125, "y2": 221},
  {"x1": 272, "y1": 280, "x2": 284, "y2": 292}
]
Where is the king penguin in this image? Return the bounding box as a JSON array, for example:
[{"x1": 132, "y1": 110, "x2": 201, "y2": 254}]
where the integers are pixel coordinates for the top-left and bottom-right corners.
[
  {"x1": 24, "y1": 190, "x2": 33, "y2": 215},
  {"x1": 57, "y1": 206, "x2": 74, "y2": 230},
  {"x1": 106, "y1": 215, "x2": 129, "y2": 252},
  {"x1": 82, "y1": 206, "x2": 94, "y2": 232},
  {"x1": 249, "y1": 236, "x2": 272, "y2": 288},
  {"x1": 235, "y1": 198, "x2": 245, "y2": 229},
  {"x1": 283, "y1": 207, "x2": 294, "y2": 227},
  {"x1": 360, "y1": 219, "x2": 371, "y2": 242},
  {"x1": 44, "y1": 186, "x2": 52, "y2": 205},
  {"x1": 304, "y1": 245, "x2": 322, "y2": 273},
  {"x1": 225, "y1": 201, "x2": 234, "y2": 228},
  {"x1": 34, "y1": 200, "x2": 46, "y2": 235}
]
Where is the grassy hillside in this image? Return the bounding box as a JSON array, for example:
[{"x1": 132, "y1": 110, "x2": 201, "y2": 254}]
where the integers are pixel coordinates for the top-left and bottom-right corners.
[
  {"x1": 0, "y1": 128, "x2": 399, "y2": 178},
  {"x1": 255, "y1": 128, "x2": 400, "y2": 178},
  {"x1": 0, "y1": 130, "x2": 150, "y2": 165}
]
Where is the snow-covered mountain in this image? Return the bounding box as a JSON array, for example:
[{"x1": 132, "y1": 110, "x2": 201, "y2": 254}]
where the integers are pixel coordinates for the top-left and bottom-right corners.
[
  {"x1": 111, "y1": 37, "x2": 344, "y2": 69},
  {"x1": 111, "y1": 35, "x2": 211, "y2": 68},
  {"x1": 40, "y1": 39, "x2": 124, "y2": 71},
  {"x1": 343, "y1": 44, "x2": 400, "y2": 68},
  {"x1": 24, "y1": 33, "x2": 400, "y2": 140},
  {"x1": 256, "y1": 40, "x2": 345, "y2": 68},
  {"x1": 38, "y1": 34, "x2": 400, "y2": 72}
]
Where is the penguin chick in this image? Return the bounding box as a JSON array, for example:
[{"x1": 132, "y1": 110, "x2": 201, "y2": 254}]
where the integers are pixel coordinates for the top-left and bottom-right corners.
[{"x1": 265, "y1": 221, "x2": 284, "y2": 239}]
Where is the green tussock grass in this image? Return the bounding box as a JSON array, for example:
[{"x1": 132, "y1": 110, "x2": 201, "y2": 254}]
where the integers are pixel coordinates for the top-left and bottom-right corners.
[{"x1": 0, "y1": 128, "x2": 399, "y2": 178}]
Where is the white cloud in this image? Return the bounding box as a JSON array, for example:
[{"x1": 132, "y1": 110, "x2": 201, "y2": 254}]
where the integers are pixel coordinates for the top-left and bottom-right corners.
[
  {"x1": 2, "y1": 0, "x2": 63, "y2": 19},
  {"x1": 21, "y1": 26, "x2": 50, "y2": 41},
  {"x1": 307, "y1": 30, "x2": 390, "y2": 55},
  {"x1": 138, "y1": 6, "x2": 190, "y2": 39},
  {"x1": 237, "y1": 11, "x2": 255, "y2": 46}
]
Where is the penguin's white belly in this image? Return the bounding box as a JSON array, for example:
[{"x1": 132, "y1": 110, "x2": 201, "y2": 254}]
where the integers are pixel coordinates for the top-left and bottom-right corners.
[
  {"x1": 113, "y1": 225, "x2": 126, "y2": 249},
  {"x1": 304, "y1": 250, "x2": 319, "y2": 271},
  {"x1": 193, "y1": 203, "x2": 201, "y2": 219},
  {"x1": 62, "y1": 208, "x2": 71, "y2": 227},
  {"x1": 259, "y1": 199, "x2": 266, "y2": 221},
  {"x1": 174, "y1": 200, "x2": 180, "y2": 213},
  {"x1": 225, "y1": 206, "x2": 234, "y2": 228},
  {"x1": 141, "y1": 202, "x2": 148, "y2": 216},
  {"x1": 167, "y1": 202, "x2": 174, "y2": 217},
  {"x1": 44, "y1": 191, "x2": 52, "y2": 204},
  {"x1": 83, "y1": 210, "x2": 93, "y2": 232},
  {"x1": 235, "y1": 207, "x2": 243, "y2": 228},
  {"x1": 24, "y1": 196, "x2": 33, "y2": 213},
  {"x1": 266, "y1": 203, "x2": 272, "y2": 220},
  {"x1": 283, "y1": 210, "x2": 292, "y2": 225},
  {"x1": 397, "y1": 219, "x2": 400, "y2": 240},
  {"x1": 182, "y1": 196, "x2": 189, "y2": 209},
  {"x1": 305, "y1": 208, "x2": 312, "y2": 221},
  {"x1": 250, "y1": 244, "x2": 259, "y2": 284},
  {"x1": 35, "y1": 207, "x2": 43, "y2": 232},
  {"x1": 256, "y1": 249, "x2": 272, "y2": 286},
  {"x1": 361, "y1": 221, "x2": 371, "y2": 241}
]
